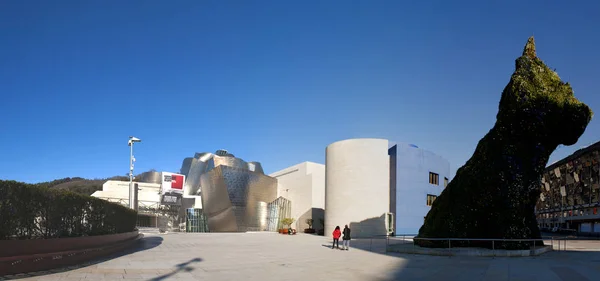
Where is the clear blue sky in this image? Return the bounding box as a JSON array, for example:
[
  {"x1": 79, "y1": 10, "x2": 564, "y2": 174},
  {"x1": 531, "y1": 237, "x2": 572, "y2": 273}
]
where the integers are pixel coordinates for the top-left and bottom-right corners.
[{"x1": 1, "y1": 1, "x2": 600, "y2": 183}]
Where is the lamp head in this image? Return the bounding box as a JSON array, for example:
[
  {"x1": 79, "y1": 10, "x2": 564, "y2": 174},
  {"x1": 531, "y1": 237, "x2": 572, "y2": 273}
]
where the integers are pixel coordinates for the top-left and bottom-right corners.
[{"x1": 128, "y1": 136, "x2": 142, "y2": 146}]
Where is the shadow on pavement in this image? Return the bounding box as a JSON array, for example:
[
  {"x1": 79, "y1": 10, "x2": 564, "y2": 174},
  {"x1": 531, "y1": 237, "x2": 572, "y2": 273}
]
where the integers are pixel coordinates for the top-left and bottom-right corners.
[
  {"x1": 1, "y1": 235, "x2": 164, "y2": 280},
  {"x1": 349, "y1": 236, "x2": 600, "y2": 281},
  {"x1": 321, "y1": 244, "x2": 349, "y2": 250},
  {"x1": 148, "y1": 257, "x2": 203, "y2": 281}
]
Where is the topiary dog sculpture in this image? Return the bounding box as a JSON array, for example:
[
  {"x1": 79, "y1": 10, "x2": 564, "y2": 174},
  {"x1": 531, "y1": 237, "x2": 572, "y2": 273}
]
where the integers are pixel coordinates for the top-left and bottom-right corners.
[{"x1": 416, "y1": 37, "x2": 593, "y2": 250}]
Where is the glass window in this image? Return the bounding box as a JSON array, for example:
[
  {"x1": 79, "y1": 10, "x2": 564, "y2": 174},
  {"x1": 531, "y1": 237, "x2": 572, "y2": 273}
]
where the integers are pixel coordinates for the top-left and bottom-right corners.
[
  {"x1": 426, "y1": 194, "x2": 438, "y2": 206},
  {"x1": 429, "y1": 172, "x2": 439, "y2": 185}
]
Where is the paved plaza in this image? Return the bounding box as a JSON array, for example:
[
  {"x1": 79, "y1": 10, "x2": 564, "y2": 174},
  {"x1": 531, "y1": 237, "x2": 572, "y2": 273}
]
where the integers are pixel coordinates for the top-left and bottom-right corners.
[{"x1": 4, "y1": 231, "x2": 600, "y2": 281}]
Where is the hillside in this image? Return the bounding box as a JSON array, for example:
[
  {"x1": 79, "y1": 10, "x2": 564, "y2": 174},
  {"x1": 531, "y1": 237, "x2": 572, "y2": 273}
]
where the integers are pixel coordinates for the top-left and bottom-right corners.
[
  {"x1": 34, "y1": 173, "x2": 147, "y2": 196},
  {"x1": 47, "y1": 179, "x2": 108, "y2": 195}
]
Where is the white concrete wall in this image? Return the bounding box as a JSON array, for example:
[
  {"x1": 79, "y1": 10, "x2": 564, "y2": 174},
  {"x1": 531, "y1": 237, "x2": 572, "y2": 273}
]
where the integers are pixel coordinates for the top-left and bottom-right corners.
[
  {"x1": 391, "y1": 142, "x2": 451, "y2": 235},
  {"x1": 183, "y1": 195, "x2": 203, "y2": 208},
  {"x1": 270, "y1": 162, "x2": 325, "y2": 230},
  {"x1": 92, "y1": 180, "x2": 162, "y2": 203},
  {"x1": 325, "y1": 138, "x2": 390, "y2": 238},
  {"x1": 308, "y1": 162, "x2": 326, "y2": 210}
]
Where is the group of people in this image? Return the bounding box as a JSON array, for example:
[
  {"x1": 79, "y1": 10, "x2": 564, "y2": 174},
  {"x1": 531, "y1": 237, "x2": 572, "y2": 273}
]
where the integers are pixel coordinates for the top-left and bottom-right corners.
[{"x1": 331, "y1": 225, "x2": 351, "y2": 250}]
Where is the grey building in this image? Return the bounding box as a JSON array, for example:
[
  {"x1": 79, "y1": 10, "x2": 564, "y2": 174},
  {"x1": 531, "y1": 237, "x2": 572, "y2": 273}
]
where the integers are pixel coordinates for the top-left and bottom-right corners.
[{"x1": 536, "y1": 141, "x2": 600, "y2": 235}]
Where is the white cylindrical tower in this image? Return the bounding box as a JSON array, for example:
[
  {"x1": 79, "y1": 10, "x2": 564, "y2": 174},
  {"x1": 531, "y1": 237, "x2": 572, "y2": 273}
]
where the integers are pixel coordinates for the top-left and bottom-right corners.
[{"x1": 325, "y1": 138, "x2": 390, "y2": 238}]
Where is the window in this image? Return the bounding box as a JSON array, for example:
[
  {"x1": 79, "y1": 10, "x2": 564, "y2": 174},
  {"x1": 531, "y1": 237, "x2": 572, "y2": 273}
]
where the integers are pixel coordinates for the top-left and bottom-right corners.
[
  {"x1": 427, "y1": 194, "x2": 438, "y2": 206},
  {"x1": 444, "y1": 177, "x2": 449, "y2": 187},
  {"x1": 429, "y1": 172, "x2": 439, "y2": 185}
]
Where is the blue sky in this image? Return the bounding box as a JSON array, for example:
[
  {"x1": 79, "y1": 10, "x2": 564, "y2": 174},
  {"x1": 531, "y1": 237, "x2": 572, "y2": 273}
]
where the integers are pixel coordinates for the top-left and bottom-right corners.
[{"x1": 1, "y1": 1, "x2": 600, "y2": 183}]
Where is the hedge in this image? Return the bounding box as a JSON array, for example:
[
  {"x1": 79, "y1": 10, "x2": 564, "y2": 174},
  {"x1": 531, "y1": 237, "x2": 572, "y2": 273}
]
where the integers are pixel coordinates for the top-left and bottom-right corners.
[{"x1": 0, "y1": 180, "x2": 137, "y2": 240}]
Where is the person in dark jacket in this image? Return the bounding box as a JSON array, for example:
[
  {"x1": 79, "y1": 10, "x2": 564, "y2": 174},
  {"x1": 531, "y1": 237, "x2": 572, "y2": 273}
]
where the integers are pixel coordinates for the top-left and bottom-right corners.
[
  {"x1": 332, "y1": 226, "x2": 341, "y2": 249},
  {"x1": 342, "y1": 225, "x2": 351, "y2": 250}
]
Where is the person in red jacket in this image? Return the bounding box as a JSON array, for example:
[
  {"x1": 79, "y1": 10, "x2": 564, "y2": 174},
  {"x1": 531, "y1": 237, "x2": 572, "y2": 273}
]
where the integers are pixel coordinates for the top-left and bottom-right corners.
[{"x1": 332, "y1": 226, "x2": 341, "y2": 249}]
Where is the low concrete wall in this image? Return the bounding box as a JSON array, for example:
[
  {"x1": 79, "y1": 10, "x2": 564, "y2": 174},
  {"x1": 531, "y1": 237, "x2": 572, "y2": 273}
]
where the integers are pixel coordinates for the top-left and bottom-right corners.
[
  {"x1": 0, "y1": 231, "x2": 140, "y2": 276},
  {"x1": 388, "y1": 242, "x2": 553, "y2": 257}
]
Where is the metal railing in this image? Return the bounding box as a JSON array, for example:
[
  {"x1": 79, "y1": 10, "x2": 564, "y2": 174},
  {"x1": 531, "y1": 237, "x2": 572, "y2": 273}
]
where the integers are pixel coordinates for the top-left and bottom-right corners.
[
  {"x1": 346, "y1": 234, "x2": 394, "y2": 253},
  {"x1": 358, "y1": 234, "x2": 573, "y2": 257},
  {"x1": 96, "y1": 197, "x2": 160, "y2": 210},
  {"x1": 95, "y1": 197, "x2": 178, "y2": 216},
  {"x1": 410, "y1": 237, "x2": 546, "y2": 257},
  {"x1": 543, "y1": 235, "x2": 574, "y2": 251}
]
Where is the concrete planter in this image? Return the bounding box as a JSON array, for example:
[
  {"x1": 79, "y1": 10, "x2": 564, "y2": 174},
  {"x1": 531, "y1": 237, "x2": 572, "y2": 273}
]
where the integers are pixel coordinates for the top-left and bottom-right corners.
[{"x1": 0, "y1": 231, "x2": 140, "y2": 276}]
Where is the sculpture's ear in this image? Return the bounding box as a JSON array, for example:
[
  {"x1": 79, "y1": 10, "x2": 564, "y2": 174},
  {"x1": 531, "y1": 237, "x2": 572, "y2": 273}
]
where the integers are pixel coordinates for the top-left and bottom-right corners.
[{"x1": 522, "y1": 36, "x2": 536, "y2": 59}]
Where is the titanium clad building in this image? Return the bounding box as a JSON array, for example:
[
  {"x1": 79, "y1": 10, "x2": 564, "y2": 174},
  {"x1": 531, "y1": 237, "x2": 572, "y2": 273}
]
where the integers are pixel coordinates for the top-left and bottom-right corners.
[{"x1": 179, "y1": 150, "x2": 281, "y2": 232}]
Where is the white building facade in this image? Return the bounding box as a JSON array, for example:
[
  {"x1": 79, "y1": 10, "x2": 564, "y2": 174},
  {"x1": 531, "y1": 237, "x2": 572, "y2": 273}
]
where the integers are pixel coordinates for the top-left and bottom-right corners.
[
  {"x1": 270, "y1": 162, "x2": 325, "y2": 231},
  {"x1": 91, "y1": 180, "x2": 162, "y2": 208},
  {"x1": 389, "y1": 142, "x2": 451, "y2": 235},
  {"x1": 325, "y1": 138, "x2": 391, "y2": 238}
]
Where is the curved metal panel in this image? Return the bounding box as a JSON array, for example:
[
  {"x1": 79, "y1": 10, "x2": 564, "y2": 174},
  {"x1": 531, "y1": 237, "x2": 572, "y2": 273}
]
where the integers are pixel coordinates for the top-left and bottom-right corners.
[
  {"x1": 247, "y1": 162, "x2": 264, "y2": 174},
  {"x1": 184, "y1": 158, "x2": 209, "y2": 196},
  {"x1": 211, "y1": 155, "x2": 248, "y2": 170},
  {"x1": 256, "y1": 201, "x2": 268, "y2": 231},
  {"x1": 178, "y1": 150, "x2": 283, "y2": 232},
  {"x1": 137, "y1": 171, "x2": 162, "y2": 184},
  {"x1": 199, "y1": 167, "x2": 238, "y2": 232},
  {"x1": 180, "y1": 157, "x2": 194, "y2": 177},
  {"x1": 200, "y1": 165, "x2": 277, "y2": 232},
  {"x1": 194, "y1": 152, "x2": 214, "y2": 162}
]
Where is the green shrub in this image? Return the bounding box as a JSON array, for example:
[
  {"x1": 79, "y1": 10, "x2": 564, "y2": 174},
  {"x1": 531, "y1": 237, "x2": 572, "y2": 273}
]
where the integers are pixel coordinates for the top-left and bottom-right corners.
[
  {"x1": 281, "y1": 218, "x2": 295, "y2": 229},
  {"x1": 0, "y1": 180, "x2": 137, "y2": 240}
]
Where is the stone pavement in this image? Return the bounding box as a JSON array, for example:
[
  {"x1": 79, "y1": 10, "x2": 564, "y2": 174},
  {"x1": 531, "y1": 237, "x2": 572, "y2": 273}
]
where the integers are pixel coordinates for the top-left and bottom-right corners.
[{"x1": 4, "y1": 232, "x2": 600, "y2": 281}]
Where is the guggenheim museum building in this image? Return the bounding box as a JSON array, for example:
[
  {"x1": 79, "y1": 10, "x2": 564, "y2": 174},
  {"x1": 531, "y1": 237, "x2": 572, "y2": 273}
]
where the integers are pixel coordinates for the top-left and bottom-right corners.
[{"x1": 93, "y1": 138, "x2": 452, "y2": 237}]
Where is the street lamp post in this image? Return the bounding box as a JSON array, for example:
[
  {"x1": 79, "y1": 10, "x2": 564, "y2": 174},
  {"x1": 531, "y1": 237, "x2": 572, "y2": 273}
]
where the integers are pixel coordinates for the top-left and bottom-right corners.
[{"x1": 128, "y1": 136, "x2": 142, "y2": 210}]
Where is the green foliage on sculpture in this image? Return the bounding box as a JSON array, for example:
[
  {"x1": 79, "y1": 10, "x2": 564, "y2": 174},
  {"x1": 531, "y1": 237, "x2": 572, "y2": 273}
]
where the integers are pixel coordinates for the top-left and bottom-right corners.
[{"x1": 415, "y1": 37, "x2": 593, "y2": 250}]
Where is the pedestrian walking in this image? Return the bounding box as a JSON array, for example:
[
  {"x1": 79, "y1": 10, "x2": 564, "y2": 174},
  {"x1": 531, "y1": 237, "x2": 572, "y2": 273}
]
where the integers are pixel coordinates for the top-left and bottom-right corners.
[
  {"x1": 342, "y1": 225, "x2": 351, "y2": 250},
  {"x1": 332, "y1": 226, "x2": 341, "y2": 249}
]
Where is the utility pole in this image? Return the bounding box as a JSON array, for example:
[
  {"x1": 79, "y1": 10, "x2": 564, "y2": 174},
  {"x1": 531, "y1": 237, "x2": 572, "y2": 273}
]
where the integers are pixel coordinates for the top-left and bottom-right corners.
[{"x1": 128, "y1": 136, "x2": 141, "y2": 210}]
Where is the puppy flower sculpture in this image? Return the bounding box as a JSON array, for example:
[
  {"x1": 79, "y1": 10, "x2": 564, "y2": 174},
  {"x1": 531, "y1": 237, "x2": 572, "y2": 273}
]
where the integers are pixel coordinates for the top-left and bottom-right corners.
[{"x1": 416, "y1": 37, "x2": 592, "y2": 250}]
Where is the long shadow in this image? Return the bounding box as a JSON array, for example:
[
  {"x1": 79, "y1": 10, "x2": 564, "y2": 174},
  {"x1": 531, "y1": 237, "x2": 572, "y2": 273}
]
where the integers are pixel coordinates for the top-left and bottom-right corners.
[
  {"x1": 349, "y1": 235, "x2": 600, "y2": 280},
  {"x1": 321, "y1": 244, "x2": 349, "y2": 251},
  {"x1": 330, "y1": 216, "x2": 600, "y2": 280},
  {"x1": 1, "y1": 235, "x2": 164, "y2": 279},
  {"x1": 297, "y1": 208, "x2": 325, "y2": 231},
  {"x1": 148, "y1": 257, "x2": 203, "y2": 281},
  {"x1": 386, "y1": 243, "x2": 600, "y2": 280}
]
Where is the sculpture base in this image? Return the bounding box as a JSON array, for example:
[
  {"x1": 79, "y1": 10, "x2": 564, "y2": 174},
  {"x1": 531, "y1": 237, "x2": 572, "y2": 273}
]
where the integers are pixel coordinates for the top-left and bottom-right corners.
[{"x1": 388, "y1": 242, "x2": 552, "y2": 257}]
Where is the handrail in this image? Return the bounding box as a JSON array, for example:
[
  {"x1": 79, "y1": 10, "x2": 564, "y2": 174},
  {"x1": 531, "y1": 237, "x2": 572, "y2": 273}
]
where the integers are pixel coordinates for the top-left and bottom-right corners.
[
  {"x1": 413, "y1": 238, "x2": 545, "y2": 241},
  {"x1": 95, "y1": 197, "x2": 179, "y2": 217},
  {"x1": 356, "y1": 234, "x2": 569, "y2": 255}
]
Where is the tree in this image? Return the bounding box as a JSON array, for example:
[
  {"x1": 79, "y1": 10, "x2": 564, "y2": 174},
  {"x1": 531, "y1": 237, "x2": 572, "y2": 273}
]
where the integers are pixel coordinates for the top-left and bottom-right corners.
[
  {"x1": 281, "y1": 218, "x2": 295, "y2": 229},
  {"x1": 305, "y1": 218, "x2": 314, "y2": 229}
]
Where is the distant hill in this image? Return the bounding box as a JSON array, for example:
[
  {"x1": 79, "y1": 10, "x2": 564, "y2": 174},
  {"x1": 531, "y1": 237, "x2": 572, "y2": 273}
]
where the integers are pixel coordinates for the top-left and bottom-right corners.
[
  {"x1": 33, "y1": 172, "x2": 152, "y2": 196},
  {"x1": 45, "y1": 178, "x2": 108, "y2": 196}
]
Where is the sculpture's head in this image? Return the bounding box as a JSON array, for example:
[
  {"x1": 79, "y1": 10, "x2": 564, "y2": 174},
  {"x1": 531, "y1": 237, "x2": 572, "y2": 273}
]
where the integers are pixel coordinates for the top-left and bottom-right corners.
[{"x1": 497, "y1": 37, "x2": 592, "y2": 145}]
